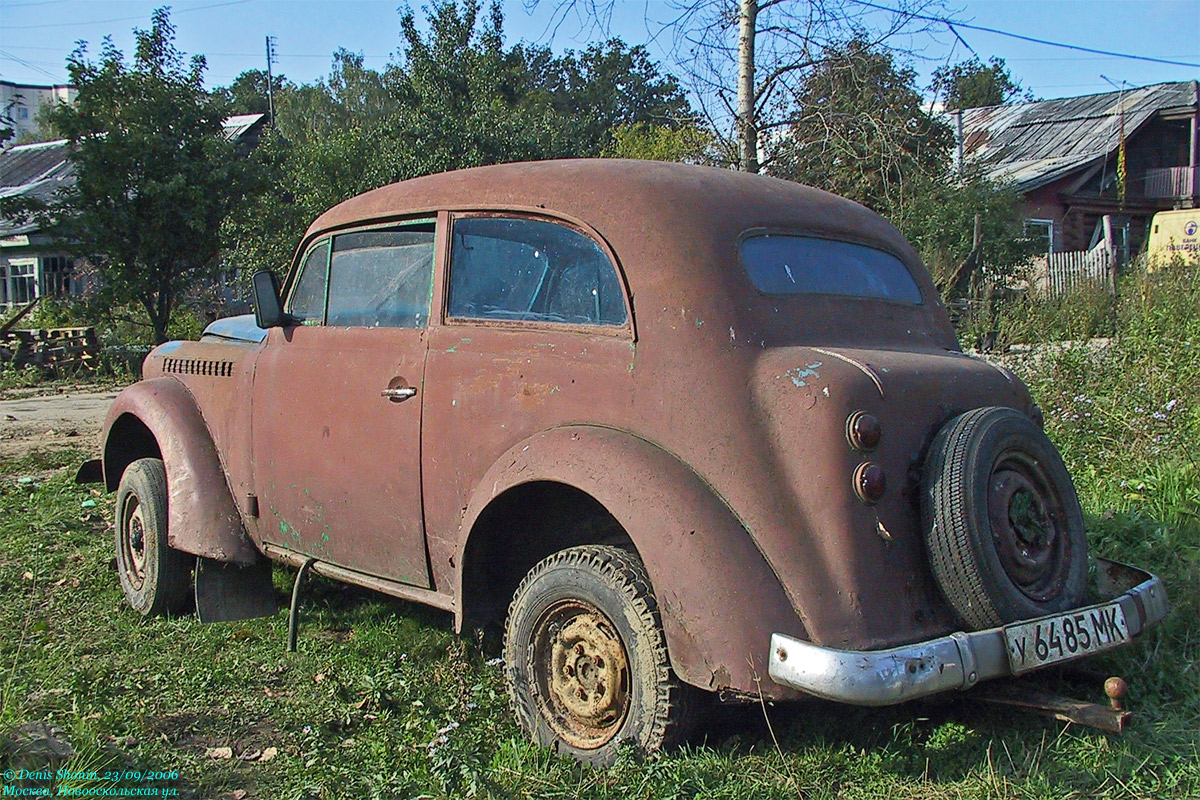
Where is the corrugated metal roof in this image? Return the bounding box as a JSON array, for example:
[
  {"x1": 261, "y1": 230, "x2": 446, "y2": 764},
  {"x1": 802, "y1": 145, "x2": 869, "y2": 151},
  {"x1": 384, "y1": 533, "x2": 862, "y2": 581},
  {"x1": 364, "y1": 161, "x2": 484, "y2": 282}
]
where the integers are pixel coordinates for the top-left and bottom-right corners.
[
  {"x1": 0, "y1": 139, "x2": 70, "y2": 188},
  {"x1": 222, "y1": 113, "x2": 266, "y2": 142},
  {"x1": 1, "y1": 115, "x2": 264, "y2": 236},
  {"x1": 961, "y1": 81, "x2": 1199, "y2": 192}
]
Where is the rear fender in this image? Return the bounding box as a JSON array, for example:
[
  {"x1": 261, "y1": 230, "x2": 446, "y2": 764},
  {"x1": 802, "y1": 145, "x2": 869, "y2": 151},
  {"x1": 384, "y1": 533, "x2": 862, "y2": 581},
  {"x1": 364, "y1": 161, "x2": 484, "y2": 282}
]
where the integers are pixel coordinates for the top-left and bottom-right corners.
[
  {"x1": 101, "y1": 377, "x2": 257, "y2": 565},
  {"x1": 458, "y1": 425, "x2": 805, "y2": 697}
]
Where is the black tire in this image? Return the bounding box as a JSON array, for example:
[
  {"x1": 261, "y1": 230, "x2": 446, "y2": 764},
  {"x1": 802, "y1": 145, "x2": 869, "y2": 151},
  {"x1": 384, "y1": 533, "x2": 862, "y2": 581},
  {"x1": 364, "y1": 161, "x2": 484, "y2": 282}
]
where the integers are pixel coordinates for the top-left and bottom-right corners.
[
  {"x1": 922, "y1": 407, "x2": 1088, "y2": 630},
  {"x1": 504, "y1": 545, "x2": 699, "y2": 765},
  {"x1": 115, "y1": 458, "x2": 194, "y2": 616}
]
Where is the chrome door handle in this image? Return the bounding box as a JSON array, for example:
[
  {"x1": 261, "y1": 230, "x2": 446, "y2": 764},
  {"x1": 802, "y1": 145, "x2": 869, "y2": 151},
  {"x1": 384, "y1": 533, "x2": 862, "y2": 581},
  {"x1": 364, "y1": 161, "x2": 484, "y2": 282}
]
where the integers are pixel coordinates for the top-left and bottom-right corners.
[{"x1": 381, "y1": 387, "x2": 417, "y2": 400}]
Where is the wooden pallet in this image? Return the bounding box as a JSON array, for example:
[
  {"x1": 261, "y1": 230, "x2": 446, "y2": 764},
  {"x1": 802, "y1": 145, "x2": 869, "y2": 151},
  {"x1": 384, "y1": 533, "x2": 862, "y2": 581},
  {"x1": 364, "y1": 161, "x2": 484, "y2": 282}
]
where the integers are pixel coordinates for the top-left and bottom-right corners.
[{"x1": 0, "y1": 326, "x2": 100, "y2": 372}]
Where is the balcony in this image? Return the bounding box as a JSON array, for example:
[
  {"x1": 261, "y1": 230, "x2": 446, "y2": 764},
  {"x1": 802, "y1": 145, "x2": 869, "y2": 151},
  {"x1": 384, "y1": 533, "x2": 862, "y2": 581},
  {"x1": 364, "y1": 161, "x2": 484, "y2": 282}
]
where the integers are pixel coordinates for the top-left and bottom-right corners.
[{"x1": 1144, "y1": 166, "x2": 1199, "y2": 200}]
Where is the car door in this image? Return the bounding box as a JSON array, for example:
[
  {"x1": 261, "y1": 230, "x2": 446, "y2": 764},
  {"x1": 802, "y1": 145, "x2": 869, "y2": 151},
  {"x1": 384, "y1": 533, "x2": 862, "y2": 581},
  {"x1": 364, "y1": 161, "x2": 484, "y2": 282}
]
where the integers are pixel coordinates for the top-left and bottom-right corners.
[{"x1": 252, "y1": 220, "x2": 436, "y2": 588}]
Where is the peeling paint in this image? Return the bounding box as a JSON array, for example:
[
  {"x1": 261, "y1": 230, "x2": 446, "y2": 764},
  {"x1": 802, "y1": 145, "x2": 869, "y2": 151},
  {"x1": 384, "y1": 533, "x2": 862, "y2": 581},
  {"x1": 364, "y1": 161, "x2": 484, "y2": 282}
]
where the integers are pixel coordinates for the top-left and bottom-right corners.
[
  {"x1": 781, "y1": 361, "x2": 823, "y2": 388},
  {"x1": 446, "y1": 344, "x2": 458, "y2": 353}
]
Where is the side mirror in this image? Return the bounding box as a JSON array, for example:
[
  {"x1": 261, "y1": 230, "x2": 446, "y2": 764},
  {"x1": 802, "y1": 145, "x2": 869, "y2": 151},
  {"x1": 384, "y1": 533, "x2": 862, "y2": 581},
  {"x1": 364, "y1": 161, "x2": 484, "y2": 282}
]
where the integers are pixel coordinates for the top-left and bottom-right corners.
[{"x1": 252, "y1": 269, "x2": 288, "y2": 329}]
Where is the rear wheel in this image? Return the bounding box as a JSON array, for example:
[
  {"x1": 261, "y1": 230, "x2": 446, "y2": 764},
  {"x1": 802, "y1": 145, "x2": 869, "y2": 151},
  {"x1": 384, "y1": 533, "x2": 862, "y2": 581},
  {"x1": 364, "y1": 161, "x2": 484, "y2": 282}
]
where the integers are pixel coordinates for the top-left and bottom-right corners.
[
  {"x1": 504, "y1": 545, "x2": 698, "y2": 765},
  {"x1": 922, "y1": 407, "x2": 1088, "y2": 629},
  {"x1": 115, "y1": 458, "x2": 194, "y2": 616}
]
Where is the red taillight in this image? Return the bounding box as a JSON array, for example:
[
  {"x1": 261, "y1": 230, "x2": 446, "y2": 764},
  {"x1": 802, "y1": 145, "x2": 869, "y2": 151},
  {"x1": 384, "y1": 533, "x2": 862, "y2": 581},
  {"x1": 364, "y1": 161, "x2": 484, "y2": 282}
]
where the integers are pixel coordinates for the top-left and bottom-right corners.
[
  {"x1": 846, "y1": 411, "x2": 882, "y2": 451},
  {"x1": 854, "y1": 462, "x2": 887, "y2": 504}
]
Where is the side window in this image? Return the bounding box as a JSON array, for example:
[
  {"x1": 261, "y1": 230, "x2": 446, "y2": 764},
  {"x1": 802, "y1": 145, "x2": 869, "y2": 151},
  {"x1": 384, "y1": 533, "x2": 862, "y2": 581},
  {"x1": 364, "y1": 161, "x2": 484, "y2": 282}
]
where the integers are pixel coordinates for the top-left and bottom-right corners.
[
  {"x1": 327, "y1": 224, "x2": 435, "y2": 328},
  {"x1": 448, "y1": 217, "x2": 627, "y2": 326},
  {"x1": 288, "y1": 240, "x2": 330, "y2": 324}
]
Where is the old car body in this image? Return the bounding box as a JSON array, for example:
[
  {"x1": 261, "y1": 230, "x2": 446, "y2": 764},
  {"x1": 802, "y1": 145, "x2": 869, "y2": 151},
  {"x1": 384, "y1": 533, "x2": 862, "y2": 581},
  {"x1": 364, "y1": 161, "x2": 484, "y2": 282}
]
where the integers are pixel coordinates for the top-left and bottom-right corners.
[{"x1": 87, "y1": 160, "x2": 1167, "y2": 762}]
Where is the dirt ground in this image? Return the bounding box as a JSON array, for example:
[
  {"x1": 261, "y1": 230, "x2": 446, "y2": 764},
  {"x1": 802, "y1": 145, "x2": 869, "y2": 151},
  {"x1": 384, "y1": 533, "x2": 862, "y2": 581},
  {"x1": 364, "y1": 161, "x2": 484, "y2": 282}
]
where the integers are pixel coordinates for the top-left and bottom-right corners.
[{"x1": 0, "y1": 382, "x2": 126, "y2": 461}]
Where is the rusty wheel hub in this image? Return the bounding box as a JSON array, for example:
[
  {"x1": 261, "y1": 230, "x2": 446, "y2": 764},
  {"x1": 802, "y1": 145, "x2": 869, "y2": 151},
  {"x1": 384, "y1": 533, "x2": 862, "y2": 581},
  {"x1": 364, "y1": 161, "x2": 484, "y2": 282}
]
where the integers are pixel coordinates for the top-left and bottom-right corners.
[
  {"x1": 122, "y1": 498, "x2": 147, "y2": 588},
  {"x1": 532, "y1": 600, "x2": 630, "y2": 749},
  {"x1": 988, "y1": 458, "x2": 1070, "y2": 601}
]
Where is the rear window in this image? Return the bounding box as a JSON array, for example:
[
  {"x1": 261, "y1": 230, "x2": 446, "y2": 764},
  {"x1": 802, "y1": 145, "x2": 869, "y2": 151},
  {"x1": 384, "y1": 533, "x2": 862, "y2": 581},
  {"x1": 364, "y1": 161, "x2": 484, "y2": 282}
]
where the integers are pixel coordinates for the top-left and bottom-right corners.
[{"x1": 741, "y1": 234, "x2": 923, "y2": 304}]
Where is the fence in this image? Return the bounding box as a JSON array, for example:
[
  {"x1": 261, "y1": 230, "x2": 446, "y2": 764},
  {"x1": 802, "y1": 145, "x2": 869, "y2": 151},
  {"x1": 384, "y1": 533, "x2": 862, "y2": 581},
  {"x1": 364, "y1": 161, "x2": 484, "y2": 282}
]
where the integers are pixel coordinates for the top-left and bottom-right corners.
[
  {"x1": 1041, "y1": 247, "x2": 1115, "y2": 296},
  {"x1": 1144, "y1": 166, "x2": 1199, "y2": 200}
]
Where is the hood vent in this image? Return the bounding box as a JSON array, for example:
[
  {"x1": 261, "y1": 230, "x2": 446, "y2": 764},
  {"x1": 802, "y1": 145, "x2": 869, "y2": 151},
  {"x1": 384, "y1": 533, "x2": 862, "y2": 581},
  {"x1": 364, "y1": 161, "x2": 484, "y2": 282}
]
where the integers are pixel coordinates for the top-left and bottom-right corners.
[{"x1": 163, "y1": 357, "x2": 234, "y2": 378}]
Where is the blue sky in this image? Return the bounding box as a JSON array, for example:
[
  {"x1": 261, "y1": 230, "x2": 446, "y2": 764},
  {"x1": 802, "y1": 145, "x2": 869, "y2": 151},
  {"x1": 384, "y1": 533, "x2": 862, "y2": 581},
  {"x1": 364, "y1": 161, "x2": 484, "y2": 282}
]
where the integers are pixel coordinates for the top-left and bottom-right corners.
[{"x1": 1, "y1": 0, "x2": 1197, "y2": 101}]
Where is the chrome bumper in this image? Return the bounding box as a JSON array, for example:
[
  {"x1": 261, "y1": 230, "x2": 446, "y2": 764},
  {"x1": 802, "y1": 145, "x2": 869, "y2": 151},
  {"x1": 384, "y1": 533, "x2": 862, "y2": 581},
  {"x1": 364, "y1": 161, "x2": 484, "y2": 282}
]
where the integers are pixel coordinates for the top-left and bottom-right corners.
[{"x1": 768, "y1": 558, "x2": 1168, "y2": 706}]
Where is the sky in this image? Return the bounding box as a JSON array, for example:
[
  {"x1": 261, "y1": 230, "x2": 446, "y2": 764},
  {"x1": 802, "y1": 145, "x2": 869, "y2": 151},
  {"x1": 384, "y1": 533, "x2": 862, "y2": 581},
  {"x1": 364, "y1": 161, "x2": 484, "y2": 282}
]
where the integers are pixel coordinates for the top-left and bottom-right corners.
[{"x1": 1, "y1": 0, "x2": 1197, "y2": 102}]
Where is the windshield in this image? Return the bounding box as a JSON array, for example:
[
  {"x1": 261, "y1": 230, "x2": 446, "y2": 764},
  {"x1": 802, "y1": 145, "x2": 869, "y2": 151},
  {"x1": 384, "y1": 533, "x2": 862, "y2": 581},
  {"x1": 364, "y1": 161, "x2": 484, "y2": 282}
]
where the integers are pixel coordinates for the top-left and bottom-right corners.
[{"x1": 741, "y1": 234, "x2": 923, "y2": 304}]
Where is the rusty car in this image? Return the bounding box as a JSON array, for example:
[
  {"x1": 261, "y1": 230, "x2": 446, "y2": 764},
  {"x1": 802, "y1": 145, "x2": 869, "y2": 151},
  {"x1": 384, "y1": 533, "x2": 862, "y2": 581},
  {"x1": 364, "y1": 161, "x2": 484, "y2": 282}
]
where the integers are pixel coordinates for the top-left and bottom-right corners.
[{"x1": 79, "y1": 159, "x2": 1168, "y2": 764}]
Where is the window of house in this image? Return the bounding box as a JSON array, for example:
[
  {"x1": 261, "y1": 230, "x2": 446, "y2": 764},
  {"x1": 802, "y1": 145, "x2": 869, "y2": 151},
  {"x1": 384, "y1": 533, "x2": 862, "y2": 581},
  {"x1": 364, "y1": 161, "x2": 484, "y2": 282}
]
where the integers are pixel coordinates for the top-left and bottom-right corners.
[
  {"x1": 5, "y1": 259, "x2": 37, "y2": 305},
  {"x1": 740, "y1": 235, "x2": 923, "y2": 304},
  {"x1": 447, "y1": 217, "x2": 627, "y2": 326},
  {"x1": 1024, "y1": 219, "x2": 1054, "y2": 255},
  {"x1": 41, "y1": 255, "x2": 73, "y2": 297}
]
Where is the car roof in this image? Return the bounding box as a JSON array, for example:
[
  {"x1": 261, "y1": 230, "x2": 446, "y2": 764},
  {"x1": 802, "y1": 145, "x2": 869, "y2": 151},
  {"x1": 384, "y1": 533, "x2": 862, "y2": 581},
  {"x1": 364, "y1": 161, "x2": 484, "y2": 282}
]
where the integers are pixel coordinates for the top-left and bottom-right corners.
[{"x1": 304, "y1": 159, "x2": 921, "y2": 267}]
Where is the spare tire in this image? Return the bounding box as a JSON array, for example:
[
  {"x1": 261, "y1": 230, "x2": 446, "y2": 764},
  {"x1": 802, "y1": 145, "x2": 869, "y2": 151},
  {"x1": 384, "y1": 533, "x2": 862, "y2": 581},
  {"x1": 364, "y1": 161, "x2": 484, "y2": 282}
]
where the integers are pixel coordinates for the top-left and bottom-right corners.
[{"x1": 922, "y1": 407, "x2": 1088, "y2": 630}]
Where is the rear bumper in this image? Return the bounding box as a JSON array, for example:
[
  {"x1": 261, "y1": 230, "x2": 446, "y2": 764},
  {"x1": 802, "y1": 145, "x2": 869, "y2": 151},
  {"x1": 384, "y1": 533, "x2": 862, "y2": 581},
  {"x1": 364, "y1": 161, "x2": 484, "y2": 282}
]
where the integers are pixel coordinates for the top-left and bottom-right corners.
[{"x1": 768, "y1": 558, "x2": 1168, "y2": 706}]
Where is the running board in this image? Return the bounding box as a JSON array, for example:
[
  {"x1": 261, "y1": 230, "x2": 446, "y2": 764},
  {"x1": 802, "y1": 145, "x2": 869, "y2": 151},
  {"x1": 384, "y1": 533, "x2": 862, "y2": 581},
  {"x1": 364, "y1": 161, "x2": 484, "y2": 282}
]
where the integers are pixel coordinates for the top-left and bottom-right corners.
[{"x1": 261, "y1": 544, "x2": 456, "y2": 613}]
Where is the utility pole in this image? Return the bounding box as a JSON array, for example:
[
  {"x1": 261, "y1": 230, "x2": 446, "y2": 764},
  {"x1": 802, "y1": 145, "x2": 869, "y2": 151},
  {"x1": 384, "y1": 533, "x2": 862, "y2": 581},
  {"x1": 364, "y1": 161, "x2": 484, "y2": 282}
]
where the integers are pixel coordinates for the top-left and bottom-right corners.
[{"x1": 265, "y1": 35, "x2": 278, "y2": 126}]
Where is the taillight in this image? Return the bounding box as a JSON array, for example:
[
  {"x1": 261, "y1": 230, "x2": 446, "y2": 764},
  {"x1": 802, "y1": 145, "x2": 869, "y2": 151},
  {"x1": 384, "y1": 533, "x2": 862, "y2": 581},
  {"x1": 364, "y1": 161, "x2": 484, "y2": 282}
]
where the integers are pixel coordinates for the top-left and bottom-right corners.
[
  {"x1": 853, "y1": 462, "x2": 887, "y2": 504},
  {"x1": 846, "y1": 411, "x2": 882, "y2": 451}
]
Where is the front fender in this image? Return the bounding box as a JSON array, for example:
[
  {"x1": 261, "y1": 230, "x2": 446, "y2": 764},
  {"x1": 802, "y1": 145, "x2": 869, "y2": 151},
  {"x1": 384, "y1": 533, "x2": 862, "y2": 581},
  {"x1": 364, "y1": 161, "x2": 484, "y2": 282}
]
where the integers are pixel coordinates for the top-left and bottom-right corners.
[
  {"x1": 101, "y1": 377, "x2": 257, "y2": 565},
  {"x1": 457, "y1": 425, "x2": 806, "y2": 698}
]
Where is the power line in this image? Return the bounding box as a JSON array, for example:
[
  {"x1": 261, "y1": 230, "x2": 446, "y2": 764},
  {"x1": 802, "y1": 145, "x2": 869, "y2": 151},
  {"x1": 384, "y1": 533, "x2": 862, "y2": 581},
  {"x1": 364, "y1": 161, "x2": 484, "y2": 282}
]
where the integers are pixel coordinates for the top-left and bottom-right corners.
[
  {"x1": 852, "y1": 0, "x2": 1200, "y2": 69},
  {"x1": 0, "y1": 50, "x2": 67, "y2": 82},
  {"x1": 4, "y1": 0, "x2": 250, "y2": 31}
]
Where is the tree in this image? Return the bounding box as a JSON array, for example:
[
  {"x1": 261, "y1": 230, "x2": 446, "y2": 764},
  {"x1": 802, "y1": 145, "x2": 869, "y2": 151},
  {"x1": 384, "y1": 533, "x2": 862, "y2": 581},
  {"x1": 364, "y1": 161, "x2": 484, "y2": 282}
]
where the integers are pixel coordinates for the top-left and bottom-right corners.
[
  {"x1": 531, "y1": 0, "x2": 947, "y2": 172},
  {"x1": 532, "y1": 39, "x2": 695, "y2": 153},
  {"x1": 770, "y1": 40, "x2": 1036, "y2": 292},
  {"x1": 45, "y1": 8, "x2": 248, "y2": 343},
  {"x1": 218, "y1": 68, "x2": 291, "y2": 115},
  {"x1": 931, "y1": 56, "x2": 1033, "y2": 110},
  {"x1": 603, "y1": 121, "x2": 714, "y2": 162},
  {"x1": 225, "y1": 0, "x2": 698, "y2": 280},
  {"x1": 770, "y1": 39, "x2": 951, "y2": 212}
]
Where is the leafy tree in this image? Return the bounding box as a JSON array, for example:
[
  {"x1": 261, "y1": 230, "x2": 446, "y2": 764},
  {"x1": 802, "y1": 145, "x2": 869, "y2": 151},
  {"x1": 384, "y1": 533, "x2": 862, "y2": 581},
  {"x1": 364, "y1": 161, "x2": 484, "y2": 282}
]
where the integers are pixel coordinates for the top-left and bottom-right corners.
[
  {"x1": 770, "y1": 40, "x2": 1036, "y2": 292},
  {"x1": 218, "y1": 68, "x2": 291, "y2": 115},
  {"x1": 530, "y1": 0, "x2": 948, "y2": 172},
  {"x1": 603, "y1": 122, "x2": 714, "y2": 163},
  {"x1": 227, "y1": 0, "x2": 696, "y2": 280},
  {"x1": 532, "y1": 40, "x2": 694, "y2": 153},
  {"x1": 931, "y1": 56, "x2": 1033, "y2": 110},
  {"x1": 44, "y1": 8, "x2": 248, "y2": 343},
  {"x1": 770, "y1": 39, "x2": 952, "y2": 212},
  {"x1": 386, "y1": 0, "x2": 581, "y2": 176}
]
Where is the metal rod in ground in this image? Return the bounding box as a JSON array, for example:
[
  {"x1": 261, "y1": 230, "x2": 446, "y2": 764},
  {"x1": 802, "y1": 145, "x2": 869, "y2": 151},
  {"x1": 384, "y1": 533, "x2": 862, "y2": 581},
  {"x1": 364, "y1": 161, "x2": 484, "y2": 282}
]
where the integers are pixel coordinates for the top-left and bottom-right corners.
[{"x1": 287, "y1": 558, "x2": 317, "y2": 653}]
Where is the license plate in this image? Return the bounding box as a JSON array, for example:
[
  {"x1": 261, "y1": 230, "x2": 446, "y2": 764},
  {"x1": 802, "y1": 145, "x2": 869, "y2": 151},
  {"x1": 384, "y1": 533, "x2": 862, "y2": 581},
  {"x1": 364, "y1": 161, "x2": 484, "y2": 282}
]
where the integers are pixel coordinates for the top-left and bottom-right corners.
[{"x1": 1004, "y1": 602, "x2": 1129, "y2": 674}]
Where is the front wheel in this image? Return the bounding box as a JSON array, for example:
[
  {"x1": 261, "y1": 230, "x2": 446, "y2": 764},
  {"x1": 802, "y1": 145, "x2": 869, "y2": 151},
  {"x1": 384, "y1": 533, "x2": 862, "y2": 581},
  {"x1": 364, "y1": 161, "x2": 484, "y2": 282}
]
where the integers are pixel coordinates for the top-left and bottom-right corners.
[
  {"x1": 503, "y1": 545, "x2": 698, "y2": 765},
  {"x1": 115, "y1": 458, "x2": 194, "y2": 616}
]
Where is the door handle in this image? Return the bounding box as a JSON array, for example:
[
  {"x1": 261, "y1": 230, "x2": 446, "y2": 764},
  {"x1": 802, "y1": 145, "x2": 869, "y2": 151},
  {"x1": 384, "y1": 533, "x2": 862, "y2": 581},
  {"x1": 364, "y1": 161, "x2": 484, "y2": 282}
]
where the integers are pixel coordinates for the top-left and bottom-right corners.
[{"x1": 381, "y1": 387, "x2": 417, "y2": 401}]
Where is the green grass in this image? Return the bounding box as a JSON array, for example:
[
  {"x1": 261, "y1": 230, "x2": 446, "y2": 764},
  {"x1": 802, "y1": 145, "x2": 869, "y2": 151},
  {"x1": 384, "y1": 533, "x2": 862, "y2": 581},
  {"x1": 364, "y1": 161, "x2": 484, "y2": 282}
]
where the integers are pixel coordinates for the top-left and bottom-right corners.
[{"x1": 2, "y1": 265, "x2": 1198, "y2": 798}]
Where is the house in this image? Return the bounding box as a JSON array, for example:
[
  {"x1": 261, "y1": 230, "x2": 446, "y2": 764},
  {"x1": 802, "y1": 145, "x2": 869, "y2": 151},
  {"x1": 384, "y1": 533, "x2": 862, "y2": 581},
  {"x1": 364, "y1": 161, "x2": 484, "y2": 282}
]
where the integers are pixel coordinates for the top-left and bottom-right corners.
[
  {"x1": 960, "y1": 81, "x2": 1199, "y2": 262},
  {"x1": 0, "y1": 139, "x2": 76, "y2": 307},
  {"x1": 1, "y1": 81, "x2": 77, "y2": 143},
  {"x1": 0, "y1": 113, "x2": 267, "y2": 309}
]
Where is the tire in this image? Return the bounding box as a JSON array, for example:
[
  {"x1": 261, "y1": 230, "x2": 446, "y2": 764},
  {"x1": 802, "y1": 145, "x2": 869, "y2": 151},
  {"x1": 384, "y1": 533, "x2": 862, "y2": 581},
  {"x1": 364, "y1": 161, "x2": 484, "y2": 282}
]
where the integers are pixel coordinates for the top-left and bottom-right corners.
[
  {"x1": 922, "y1": 407, "x2": 1088, "y2": 630},
  {"x1": 115, "y1": 458, "x2": 194, "y2": 616},
  {"x1": 504, "y1": 545, "x2": 699, "y2": 765}
]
